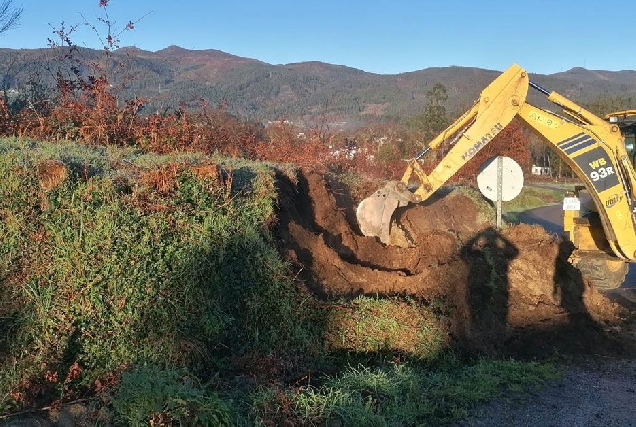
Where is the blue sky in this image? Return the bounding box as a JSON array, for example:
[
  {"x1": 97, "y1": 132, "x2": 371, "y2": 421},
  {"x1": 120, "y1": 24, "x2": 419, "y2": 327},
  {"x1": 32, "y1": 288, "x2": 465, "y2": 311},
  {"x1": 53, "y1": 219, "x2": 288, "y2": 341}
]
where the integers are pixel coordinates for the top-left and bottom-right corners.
[{"x1": 0, "y1": 0, "x2": 629, "y2": 75}]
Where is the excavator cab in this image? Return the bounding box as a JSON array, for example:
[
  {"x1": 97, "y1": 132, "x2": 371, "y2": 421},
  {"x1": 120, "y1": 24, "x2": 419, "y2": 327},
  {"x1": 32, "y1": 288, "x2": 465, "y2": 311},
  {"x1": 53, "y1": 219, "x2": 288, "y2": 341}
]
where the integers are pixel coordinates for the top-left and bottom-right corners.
[{"x1": 606, "y1": 110, "x2": 636, "y2": 166}]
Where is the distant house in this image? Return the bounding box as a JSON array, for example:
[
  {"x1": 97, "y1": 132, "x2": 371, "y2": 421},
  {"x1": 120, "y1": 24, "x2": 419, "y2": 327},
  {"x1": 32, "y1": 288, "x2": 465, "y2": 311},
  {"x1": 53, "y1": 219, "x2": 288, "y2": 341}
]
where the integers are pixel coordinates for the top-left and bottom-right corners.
[{"x1": 531, "y1": 165, "x2": 552, "y2": 175}]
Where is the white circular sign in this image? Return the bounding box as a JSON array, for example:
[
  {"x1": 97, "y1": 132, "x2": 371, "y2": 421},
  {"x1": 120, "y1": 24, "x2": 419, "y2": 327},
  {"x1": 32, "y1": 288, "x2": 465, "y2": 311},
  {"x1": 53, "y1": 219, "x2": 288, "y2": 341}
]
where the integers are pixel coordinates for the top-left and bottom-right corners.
[{"x1": 477, "y1": 156, "x2": 524, "y2": 202}]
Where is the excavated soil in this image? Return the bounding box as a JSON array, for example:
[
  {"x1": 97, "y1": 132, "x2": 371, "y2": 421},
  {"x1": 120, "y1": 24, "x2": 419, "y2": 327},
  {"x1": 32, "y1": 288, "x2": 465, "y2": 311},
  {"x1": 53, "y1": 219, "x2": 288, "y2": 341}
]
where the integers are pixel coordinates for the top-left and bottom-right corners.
[{"x1": 274, "y1": 169, "x2": 636, "y2": 359}]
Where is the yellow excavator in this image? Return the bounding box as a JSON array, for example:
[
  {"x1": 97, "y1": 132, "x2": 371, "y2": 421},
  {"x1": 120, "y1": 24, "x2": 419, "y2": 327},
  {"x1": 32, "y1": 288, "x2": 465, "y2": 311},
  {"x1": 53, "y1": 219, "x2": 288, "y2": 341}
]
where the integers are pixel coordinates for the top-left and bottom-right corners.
[{"x1": 356, "y1": 63, "x2": 636, "y2": 289}]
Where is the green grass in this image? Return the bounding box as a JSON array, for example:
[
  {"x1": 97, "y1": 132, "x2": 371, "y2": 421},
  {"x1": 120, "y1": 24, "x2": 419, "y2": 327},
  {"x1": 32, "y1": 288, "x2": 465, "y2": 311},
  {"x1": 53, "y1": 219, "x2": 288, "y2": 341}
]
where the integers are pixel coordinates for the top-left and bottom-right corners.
[
  {"x1": 111, "y1": 364, "x2": 233, "y2": 426},
  {"x1": 324, "y1": 296, "x2": 448, "y2": 360},
  {"x1": 502, "y1": 184, "x2": 568, "y2": 223},
  {"x1": 0, "y1": 137, "x2": 561, "y2": 425},
  {"x1": 0, "y1": 137, "x2": 321, "y2": 415},
  {"x1": 246, "y1": 357, "x2": 560, "y2": 426}
]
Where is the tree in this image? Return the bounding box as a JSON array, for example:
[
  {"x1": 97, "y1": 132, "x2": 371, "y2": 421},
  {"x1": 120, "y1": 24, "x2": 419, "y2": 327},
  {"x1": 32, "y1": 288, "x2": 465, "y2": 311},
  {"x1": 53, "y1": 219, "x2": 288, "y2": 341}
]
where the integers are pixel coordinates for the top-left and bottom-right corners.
[
  {"x1": 453, "y1": 118, "x2": 532, "y2": 183},
  {"x1": 583, "y1": 95, "x2": 634, "y2": 117},
  {"x1": 422, "y1": 82, "x2": 449, "y2": 136},
  {"x1": 406, "y1": 82, "x2": 449, "y2": 150},
  {"x1": 0, "y1": 0, "x2": 22, "y2": 35}
]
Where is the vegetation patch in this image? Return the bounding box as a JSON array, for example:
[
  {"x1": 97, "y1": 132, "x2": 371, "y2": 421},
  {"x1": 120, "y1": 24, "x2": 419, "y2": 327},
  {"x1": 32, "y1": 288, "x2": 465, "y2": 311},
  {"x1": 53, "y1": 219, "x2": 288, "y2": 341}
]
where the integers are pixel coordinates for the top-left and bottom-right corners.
[
  {"x1": 0, "y1": 138, "x2": 563, "y2": 425},
  {"x1": 0, "y1": 138, "x2": 321, "y2": 420},
  {"x1": 502, "y1": 184, "x2": 566, "y2": 223},
  {"x1": 324, "y1": 296, "x2": 448, "y2": 359},
  {"x1": 248, "y1": 358, "x2": 559, "y2": 426}
]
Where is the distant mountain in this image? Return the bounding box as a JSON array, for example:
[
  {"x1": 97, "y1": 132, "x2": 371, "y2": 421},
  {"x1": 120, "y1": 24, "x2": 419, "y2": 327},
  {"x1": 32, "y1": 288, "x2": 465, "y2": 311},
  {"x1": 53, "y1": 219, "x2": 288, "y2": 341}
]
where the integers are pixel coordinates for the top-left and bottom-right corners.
[{"x1": 1, "y1": 45, "x2": 635, "y2": 129}]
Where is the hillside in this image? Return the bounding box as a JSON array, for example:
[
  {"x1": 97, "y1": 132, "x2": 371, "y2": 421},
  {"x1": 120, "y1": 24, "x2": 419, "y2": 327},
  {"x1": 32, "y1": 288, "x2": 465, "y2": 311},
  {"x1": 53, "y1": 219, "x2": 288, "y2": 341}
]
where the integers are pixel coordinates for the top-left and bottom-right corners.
[{"x1": 1, "y1": 45, "x2": 636, "y2": 127}]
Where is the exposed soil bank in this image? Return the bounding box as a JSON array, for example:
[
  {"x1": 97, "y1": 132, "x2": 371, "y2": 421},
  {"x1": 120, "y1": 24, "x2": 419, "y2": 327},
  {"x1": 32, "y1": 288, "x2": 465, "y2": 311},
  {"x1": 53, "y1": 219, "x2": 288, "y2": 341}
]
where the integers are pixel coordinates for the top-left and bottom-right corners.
[{"x1": 274, "y1": 169, "x2": 636, "y2": 358}]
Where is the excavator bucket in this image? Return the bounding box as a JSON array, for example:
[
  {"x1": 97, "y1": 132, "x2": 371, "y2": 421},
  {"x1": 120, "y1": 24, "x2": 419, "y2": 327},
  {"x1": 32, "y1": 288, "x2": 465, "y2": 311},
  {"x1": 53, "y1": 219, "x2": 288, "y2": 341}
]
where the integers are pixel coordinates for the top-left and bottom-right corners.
[{"x1": 356, "y1": 180, "x2": 421, "y2": 244}]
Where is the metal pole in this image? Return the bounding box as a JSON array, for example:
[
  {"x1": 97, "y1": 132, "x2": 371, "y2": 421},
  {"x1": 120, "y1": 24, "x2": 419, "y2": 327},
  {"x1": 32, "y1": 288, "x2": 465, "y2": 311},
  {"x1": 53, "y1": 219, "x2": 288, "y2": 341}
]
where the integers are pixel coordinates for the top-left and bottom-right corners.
[
  {"x1": 529, "y1": 80, "x2": 551, "y2": 96},
  {"x1": 496, "y1": 156, "x2": 503, "y2": 228},
  {"x1": 414, "y1": 146, "x2": 431, "y2": 160}
]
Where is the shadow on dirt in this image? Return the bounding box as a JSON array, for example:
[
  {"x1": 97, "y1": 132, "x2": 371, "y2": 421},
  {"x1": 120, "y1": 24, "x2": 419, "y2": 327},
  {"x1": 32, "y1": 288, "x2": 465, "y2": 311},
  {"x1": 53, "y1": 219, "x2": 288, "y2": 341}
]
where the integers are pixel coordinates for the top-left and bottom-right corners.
[
  {"x1": 457, "y1": 227, "x2": 518, "y2": 355},
  {"x1": 502, "y1": 239, "x2": 630, "y2": 359},
  {"x1": 273, "y1": 168, "x2": 636, "y2": 360}
]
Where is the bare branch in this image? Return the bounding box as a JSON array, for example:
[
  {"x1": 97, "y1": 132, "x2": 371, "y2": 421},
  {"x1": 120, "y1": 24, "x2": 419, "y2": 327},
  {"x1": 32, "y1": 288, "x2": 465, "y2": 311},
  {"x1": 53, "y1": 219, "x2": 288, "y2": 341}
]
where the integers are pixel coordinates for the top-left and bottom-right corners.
[{"x1": 0, "y1": 0, "x2": 23, "y2": 35}]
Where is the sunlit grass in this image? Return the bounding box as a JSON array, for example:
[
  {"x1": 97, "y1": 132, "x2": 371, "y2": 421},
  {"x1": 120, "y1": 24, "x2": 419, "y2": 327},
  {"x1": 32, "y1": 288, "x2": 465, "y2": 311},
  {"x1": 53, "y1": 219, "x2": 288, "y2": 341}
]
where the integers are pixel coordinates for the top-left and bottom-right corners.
[
  {"x1": 247, "y1": 357, "x2": 560, "y2": 426},
  {"x1": 502, "y1": 184, "x2": 567, "y2": 223},
  {"x1": 324, "y1": 296, "x2": 448, "y2": 360}
]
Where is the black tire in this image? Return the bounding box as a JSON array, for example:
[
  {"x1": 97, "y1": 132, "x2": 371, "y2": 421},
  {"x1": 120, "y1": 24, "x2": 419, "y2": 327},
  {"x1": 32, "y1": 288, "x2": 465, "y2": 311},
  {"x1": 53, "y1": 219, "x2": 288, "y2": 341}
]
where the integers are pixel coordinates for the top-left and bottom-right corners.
[{"x1": 575, "y1": 256, "x2": 628, "y2": 290}]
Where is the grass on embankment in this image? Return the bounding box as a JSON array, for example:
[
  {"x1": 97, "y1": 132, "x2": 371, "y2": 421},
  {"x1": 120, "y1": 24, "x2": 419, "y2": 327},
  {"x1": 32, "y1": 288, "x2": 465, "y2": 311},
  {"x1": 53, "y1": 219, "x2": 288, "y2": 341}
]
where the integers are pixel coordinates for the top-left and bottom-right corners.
[
  {"x1": 0, "y1": 137, "x2": 559, "y2": 426},
  {"x1": 502, "y1": 184, "x2": 569, "y2": 224}
]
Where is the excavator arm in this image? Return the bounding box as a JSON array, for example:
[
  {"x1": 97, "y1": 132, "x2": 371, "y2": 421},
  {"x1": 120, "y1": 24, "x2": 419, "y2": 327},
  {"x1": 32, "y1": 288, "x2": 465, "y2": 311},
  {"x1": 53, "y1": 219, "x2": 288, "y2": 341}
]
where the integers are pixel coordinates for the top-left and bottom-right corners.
[
  {"x1": 357, "y1": 63, "x2": 636, "y2": 266},
  {"x1": 356, "y1": 64, "x2": 529, "y2": 243},
  {"x1": 407, "y1": 64, "x2": 528, "y2": 201}
]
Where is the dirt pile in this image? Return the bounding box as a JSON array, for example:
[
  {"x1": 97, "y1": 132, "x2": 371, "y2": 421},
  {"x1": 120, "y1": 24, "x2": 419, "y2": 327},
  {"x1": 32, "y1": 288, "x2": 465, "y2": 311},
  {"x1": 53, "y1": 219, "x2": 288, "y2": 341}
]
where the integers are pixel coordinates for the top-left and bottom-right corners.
[{"x1": 274, "y1": 169, "x2": 633, "y2": 358}]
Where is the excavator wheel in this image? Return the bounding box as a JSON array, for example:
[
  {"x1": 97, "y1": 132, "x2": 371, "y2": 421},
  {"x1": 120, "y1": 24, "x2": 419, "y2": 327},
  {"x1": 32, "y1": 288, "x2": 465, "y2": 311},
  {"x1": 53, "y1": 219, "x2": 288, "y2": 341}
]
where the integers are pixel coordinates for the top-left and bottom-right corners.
[{"x1": 573, "y1": 255, "x2": 628, "y2": 290}]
